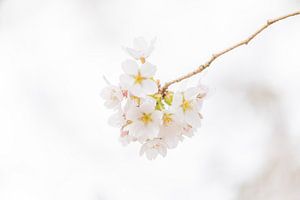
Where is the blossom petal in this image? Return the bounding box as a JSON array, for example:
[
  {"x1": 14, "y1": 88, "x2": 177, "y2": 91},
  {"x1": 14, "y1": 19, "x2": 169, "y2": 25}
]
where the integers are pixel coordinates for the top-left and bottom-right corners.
[
  {"x1": 146, "y1": 149, "x2": 158, "y2": 160},
  {"x1": 130, "y1": 84, "x2": 144, "y2": 96},
  {"x1": 141, "y1": 79, "x2": 157, "y2": 95},
  {"x1": 143, "y1": 37, "x2": 156, "y2": 58},
  {"x1": 104, "y1": 100, "x2": 119, "y2": 109},
  {"x1": 119, "y1": 74, "x2": 134, "y2": 89},
  {"x1": 108, "y1": 110, "x2": 125, "y2": 127},
  {"x1": 140, "y1": 96, "x2": 156, "y2": 108},
  {"x1": 185, "y1": 110, "x2": 202, "y2": 128},
  {"x1": 171, "y1": 92, "x2": 183, "y2": 108},
  {"x1": 133, "y1": 37, "x2": 147, "y2": 51},
  {"x1": 152, "y1": 110, "x2": 163, "y2": 123},
  {"x1": 196, "y1": 99, "x2": 204, "y2": 110},
  {"x1": 100, "y1": 87, "x2": 111, "y2": 99},
  {"x1": 158, "y1": 145, "x2": 167, "y2": 157},
  {"x1": 127, "y1": 122, "x2": 143, "y2": 137},
  {"x1": 122, "y1": 59, "x2": 139, "y2": 75},
  {"x1": 181, "y1": 124, "x2": 195, "y2": 137},
  {"x1": 126, "y1": 106, "x2": 140, "y2": 121},
  {"x1": 125, "y1": 47, "x2": 141, "y2": 59},
  {"x1": 184, "y1": 87, "x2": 200, "y2": 99},
  {"x1": 140, "y1": 62, "x2": 156, "y2": 77},
  {"x1": 139, "y1": 126, "x2": 159, "y2": 139},
  {"x1": 134, "y1": 122, "x2": 160, "y2": 139},
  {"x1": 140, "y1": 102, "x2": 155, "y2": 113},
  {"x1": 119, "y1": 134, "x2": 132, "y2": 146},
  {"x1": 139, "y1": 144, "x2": 146, "y2": 156},
  {"x1": 165, "y1": 136, "x2": 179, "y2": 149}
]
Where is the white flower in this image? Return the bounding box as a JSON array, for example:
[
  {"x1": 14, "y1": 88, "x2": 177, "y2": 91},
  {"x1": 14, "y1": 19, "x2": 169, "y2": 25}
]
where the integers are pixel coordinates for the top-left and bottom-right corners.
[
  {"x1": 140, "y1": 138, "x2": 167, "y2": 160},
  {"x1": 171, "y1": 87, "x2": 203, "y2": 128},
  {"x1": 124, "y1": 37, "x2": 156, "y2": 61},
  {"x1": 125, "y1": 101, "x2": 162, "y2": 140},
  {"x1": 158, "y1": 111, "x2": 183, "y2": 149},
  {"x1": 120, "y1": 59, "x2": 158, "y2": 97},
  {"x1": 100, "y1": 85, "x2": 124, "y2": 109}
]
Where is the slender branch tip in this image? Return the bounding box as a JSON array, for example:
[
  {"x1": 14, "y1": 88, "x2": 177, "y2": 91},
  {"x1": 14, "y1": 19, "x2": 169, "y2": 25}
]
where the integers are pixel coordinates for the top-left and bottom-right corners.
[{"x1": 159, "y1": 10, "x2": 300, "y2": 93}]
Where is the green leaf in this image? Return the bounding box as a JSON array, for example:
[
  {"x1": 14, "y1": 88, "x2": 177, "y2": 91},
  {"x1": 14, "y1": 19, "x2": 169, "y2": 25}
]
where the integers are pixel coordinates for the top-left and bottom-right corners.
[{"x1": 164, "y1": 91, "x2": 174, "y2": 106}]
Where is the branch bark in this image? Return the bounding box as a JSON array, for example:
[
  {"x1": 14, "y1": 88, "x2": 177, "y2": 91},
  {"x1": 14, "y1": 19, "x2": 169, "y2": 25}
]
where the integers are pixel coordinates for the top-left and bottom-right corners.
[{"x1": 160, "y1": 10, "x2": 300, "y2": 95}]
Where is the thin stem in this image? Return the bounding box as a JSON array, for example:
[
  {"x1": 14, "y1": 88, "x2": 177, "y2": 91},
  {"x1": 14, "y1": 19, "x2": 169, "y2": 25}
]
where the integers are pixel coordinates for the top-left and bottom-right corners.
[{"x1": 160, "y1": 10, "x2": 300, "y2": 94}]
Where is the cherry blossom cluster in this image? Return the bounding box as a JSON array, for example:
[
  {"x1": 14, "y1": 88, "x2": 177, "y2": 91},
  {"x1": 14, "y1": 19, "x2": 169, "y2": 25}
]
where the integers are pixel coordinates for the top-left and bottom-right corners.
[{"x1": 101, "y1": 37, "x2": 207, "y2": 160}]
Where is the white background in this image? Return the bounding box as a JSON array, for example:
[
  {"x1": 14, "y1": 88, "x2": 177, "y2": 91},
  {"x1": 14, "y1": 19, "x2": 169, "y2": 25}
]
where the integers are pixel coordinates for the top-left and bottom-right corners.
[{"x1": 0, "y1": 0, "x2": 300, "y2": 199}]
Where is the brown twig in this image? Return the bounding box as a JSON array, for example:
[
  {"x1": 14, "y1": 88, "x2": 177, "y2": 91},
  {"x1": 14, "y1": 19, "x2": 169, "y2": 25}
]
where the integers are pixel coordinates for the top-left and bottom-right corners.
[{"x1": 160, "y1": 10, "x2": 300, "y2": 95}]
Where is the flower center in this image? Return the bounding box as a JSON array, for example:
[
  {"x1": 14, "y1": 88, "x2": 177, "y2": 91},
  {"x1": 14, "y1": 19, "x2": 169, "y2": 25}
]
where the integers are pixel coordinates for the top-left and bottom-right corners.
[
  {"x1": 139, "y1": 113, "x2": 153, "y2": 125},
  {"x1": 134, "y1": 72, "x2": 145, "y2": 85},
  {"x1": 181, "y1": 99, "x2": 192, "y2": 112},
  {"x1": 163, "y1": 113, "x2": 173, "y2": 126}
]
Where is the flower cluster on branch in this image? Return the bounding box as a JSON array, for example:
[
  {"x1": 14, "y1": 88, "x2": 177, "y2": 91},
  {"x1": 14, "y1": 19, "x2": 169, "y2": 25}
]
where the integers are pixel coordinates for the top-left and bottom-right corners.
[
  {"x1": 101, "y1": 37, "x2": 207, "y2": 160},
  {"x1": 100, "y1": 10, "x2": 300, "y2": 160}
]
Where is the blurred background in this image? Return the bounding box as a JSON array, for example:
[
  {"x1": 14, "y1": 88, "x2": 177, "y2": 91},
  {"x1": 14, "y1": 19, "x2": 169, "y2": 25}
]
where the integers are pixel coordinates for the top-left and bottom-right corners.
[{"x1": 0, "y1": 0, "x2": 300, "y2": 199}]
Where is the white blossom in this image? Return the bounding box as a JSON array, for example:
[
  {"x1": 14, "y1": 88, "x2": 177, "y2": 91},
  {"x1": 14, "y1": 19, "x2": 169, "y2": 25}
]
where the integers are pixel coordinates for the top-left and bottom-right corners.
[
  {"x1": 124, "y1": 37, "x2": 156, "y2": 60},
  {"x1": 120, "y1": 59, "x2": 157, "y2": 97},
  {"x1": 100, "y1": 85, "x2": 124, "y2": 109},
  {"x1": 125, "y1": 101, "x2": 162, "y2": 141},
  {"x1": 158, "y1": 111, "x2": 183, "y2": 148},
  {"x1": 140, "y1": 138, "x2": 167, "y2": 160},
  {"x1": 171, "y1": 87, "x2": 203, "y2": 128}
]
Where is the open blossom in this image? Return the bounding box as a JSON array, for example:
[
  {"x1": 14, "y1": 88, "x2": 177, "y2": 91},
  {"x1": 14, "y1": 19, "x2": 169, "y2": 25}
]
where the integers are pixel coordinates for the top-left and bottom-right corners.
[
  {"x1": 171, "y1": 87, "x2": 203, "y2": 128},
  {"x1": 125, "y1": 101, "x2": 162, "y2": 141},
  {"x1": 140, "y1": 138, "x2": 167, "y2": 160},
  {"x1": 120, "y1": 59, "x2": 157, "y2": 97},
  {"x1": 124, "y1": 37, "x2": 156, "y2": 61},
  {"x1": 100, "y1": 85, "x2": 124, "y2": 109},
  {"x1": 158, "y1": 111, "x2": 183, "y2": 149}
]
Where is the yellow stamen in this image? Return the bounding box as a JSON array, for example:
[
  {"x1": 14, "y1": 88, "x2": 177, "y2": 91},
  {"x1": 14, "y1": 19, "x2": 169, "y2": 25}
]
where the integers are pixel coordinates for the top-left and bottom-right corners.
[
  {"x1": 181, "y1": 98, "x2": 192, "y2": 112},
  {"x1": 134, "y1": 72, "x2": 145, "y2": 84},
  {"x1": 139, "y1": 113, "x2": 153, "y2": 125},
  {"x1": 163, "y1": 113, "x2": 173, "y2": 126}
]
